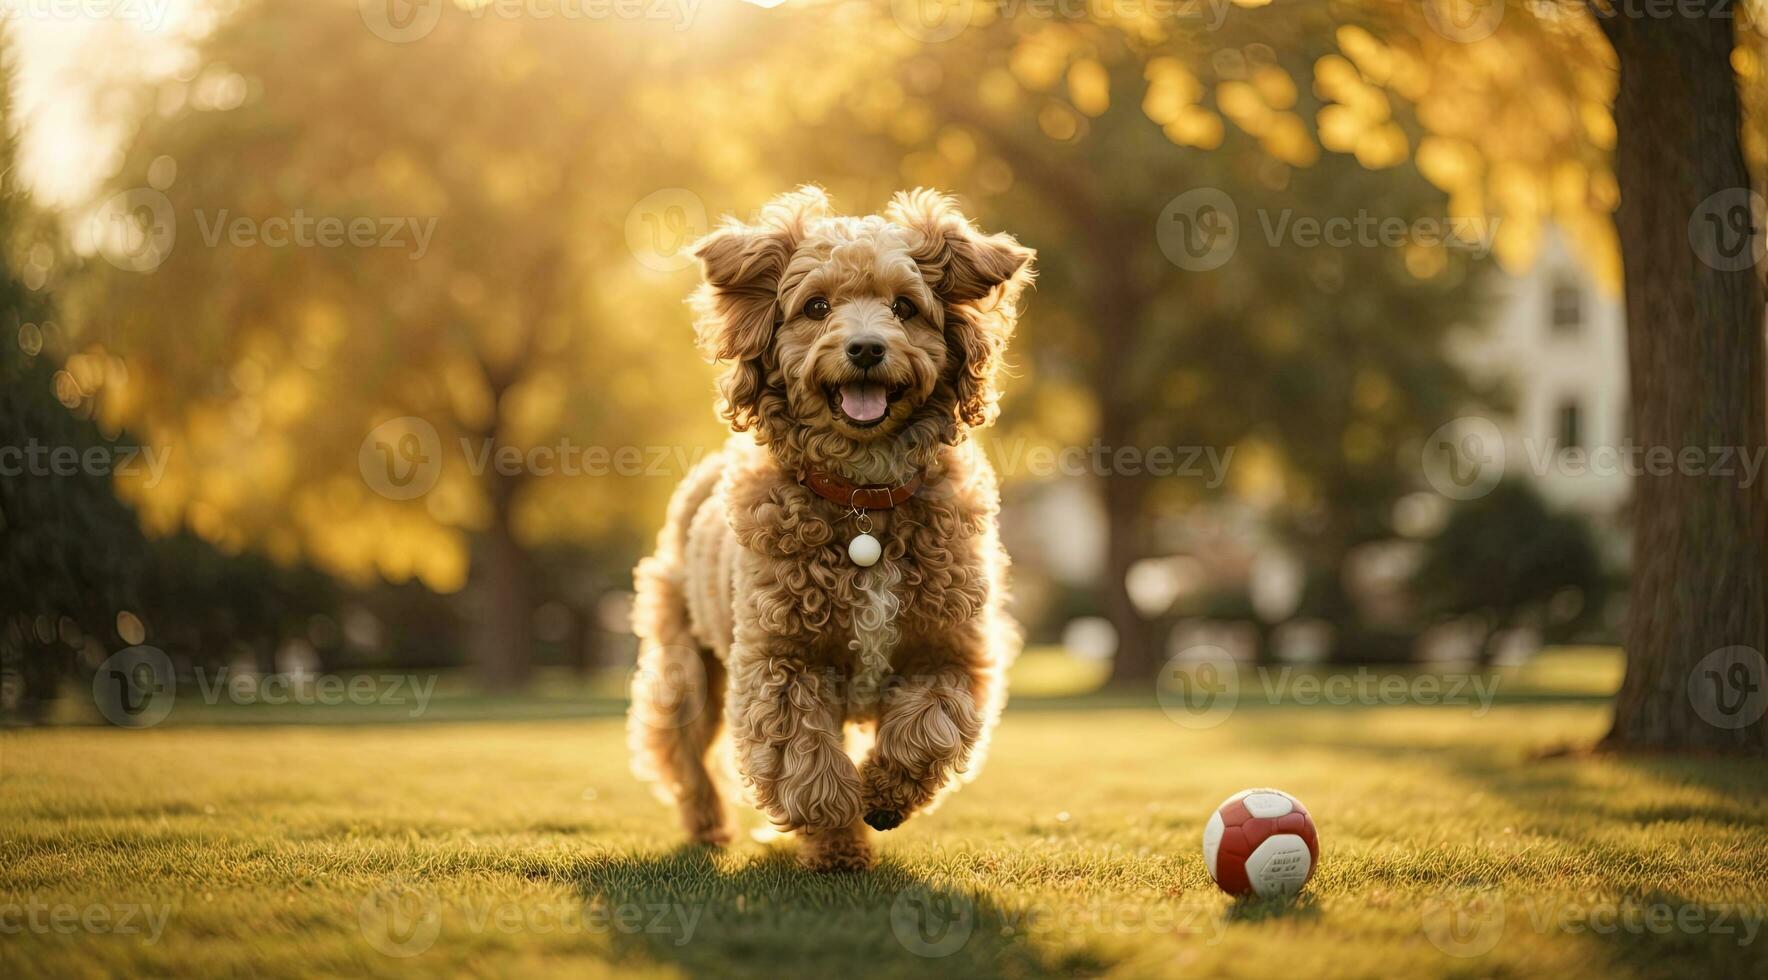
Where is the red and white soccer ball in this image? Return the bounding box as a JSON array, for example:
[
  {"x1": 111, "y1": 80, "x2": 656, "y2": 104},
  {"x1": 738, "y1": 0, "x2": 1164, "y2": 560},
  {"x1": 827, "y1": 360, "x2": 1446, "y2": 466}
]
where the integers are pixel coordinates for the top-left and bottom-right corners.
[{"x1": 1202, "y1": 788, "x2": 1319, "y2": 898}]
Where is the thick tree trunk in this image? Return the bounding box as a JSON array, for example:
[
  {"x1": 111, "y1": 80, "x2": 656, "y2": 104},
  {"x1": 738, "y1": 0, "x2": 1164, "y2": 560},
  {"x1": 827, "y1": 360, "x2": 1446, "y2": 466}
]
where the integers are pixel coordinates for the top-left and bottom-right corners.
[
  {"x1": 1094, "y1": 227, "x2": 1164, "y2": 686},
  {"x1": 571, "y1": 600, "x2": 599, "y2": 677},
  {"x1": 1102, "y1": 465, "x2": 1156, "y2": 685},
  {"x1": 469, "y1": 473, "x2": 536, "y2": 692},
  {"x1": 1601, "y1": 10, "x2": 1768, "y2": 753}
]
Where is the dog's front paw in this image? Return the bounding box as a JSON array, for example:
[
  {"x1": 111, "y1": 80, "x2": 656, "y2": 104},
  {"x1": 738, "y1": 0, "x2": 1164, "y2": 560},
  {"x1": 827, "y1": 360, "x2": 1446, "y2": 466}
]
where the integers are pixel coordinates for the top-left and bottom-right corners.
[
  {"x1": 799, "y1": 824, "x2": 874, "y2": 873},
  {"x1": 686, "y1": 820, "x2": 734, "y2": 847},
  {"x1": 864, "y1": 809, "x2": 904, "y2": 831},
  {"x1": 860, "y1": 765, "x2": 920, "y2": 829}
]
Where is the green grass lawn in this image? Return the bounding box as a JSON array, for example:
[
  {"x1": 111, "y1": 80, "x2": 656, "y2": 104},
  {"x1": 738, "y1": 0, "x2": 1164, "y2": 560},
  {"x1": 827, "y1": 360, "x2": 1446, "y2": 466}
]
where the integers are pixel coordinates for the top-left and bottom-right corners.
[{"x1": 3, "y1": 652, "x2": 1765, "y2": 978}]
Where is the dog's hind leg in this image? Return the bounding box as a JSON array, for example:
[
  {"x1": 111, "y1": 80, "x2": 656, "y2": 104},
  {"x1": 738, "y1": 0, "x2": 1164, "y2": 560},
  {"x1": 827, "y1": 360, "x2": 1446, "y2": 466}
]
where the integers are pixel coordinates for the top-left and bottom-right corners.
[
  {"x1": 627, "y1": 456, "x2": 732, "y2": 845},
  {"x1": 629, "y1": 632, "x2": 730, "y2": 844}
]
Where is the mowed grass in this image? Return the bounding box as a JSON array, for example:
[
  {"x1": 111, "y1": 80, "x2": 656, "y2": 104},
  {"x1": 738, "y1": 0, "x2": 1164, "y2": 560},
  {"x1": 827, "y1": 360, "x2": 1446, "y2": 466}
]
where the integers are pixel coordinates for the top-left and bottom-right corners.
[{"x1": 3, "y1": 665, "x2": 1766, "y2": 978}]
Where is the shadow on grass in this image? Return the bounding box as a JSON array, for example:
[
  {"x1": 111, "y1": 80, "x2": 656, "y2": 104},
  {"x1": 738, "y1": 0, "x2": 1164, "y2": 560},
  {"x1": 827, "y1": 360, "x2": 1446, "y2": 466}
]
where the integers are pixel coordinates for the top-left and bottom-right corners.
[
  {"x1": 1287, "y1": 729, "x2": 1768, "y2": 978},
  {"x1": 1223, "y1": 892, "x2": 1319, "y2": 924},
  {"x1": 545, "y1": 844, "x2": 1115, "y2": 980},
  {"x1": 1257, "y1": 727, "x2": 1768, "y2": 832},
  {"x1": 1582, "y1": 888, "x2": 1768, "y2": 980}
]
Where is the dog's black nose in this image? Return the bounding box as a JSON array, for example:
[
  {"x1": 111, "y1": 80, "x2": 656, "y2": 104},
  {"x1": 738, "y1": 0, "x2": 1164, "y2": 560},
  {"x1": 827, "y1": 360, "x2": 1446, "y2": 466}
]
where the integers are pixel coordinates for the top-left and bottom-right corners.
[
  {"x1": 865, "y1": 809, "x2": 904, "y2": 831},
  {"x1": 845, "y1": 339, "x2": 886, "y2": 369}
]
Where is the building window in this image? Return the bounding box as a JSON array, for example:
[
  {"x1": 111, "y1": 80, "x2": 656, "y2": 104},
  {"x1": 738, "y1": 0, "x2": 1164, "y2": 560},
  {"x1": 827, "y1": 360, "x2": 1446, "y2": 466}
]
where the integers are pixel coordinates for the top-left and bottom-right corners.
[
  {"x1": 1557, "y1": 399, "x2": 1583, "y2": 451},
  {"x1": 1549, "y1": 274, "x2": 1582, "y2": 333}
]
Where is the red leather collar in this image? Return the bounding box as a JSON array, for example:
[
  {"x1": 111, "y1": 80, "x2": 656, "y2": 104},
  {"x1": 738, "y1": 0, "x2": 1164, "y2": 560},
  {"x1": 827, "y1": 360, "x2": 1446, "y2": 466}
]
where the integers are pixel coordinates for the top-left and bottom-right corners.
[{"x1": 800, "y1": 470, "x2": 923, "y2": 510}]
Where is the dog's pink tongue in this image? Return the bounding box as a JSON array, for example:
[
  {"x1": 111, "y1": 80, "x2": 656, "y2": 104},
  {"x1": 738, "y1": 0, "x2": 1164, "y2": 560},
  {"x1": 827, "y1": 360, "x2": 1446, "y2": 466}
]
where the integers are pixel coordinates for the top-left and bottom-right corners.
[{"x1": 839, "y1": 382, "x2": 889, "y2": 422}]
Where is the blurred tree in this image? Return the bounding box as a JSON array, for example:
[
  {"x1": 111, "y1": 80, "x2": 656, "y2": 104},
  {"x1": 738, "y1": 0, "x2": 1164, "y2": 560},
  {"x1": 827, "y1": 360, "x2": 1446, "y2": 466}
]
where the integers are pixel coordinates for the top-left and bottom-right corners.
[
  {"x1": 1415, "y1": 481, "x2": 1607, "y2": 663},
  {"x1": 62, "y1": 3, "x2": 755, "y2": 689},
  {"x1": 0, "y1": 49, "x2": 149, "y2": 722},
  {"x1": 799, "y1": 0, "x2": 1768, "y2": 746},
  {"x1": 931, "y1": 40, "x2": 1487, "y2": 679},
  {"x1": 137, "y1": 529, "x2": 336, "y2": 672}
]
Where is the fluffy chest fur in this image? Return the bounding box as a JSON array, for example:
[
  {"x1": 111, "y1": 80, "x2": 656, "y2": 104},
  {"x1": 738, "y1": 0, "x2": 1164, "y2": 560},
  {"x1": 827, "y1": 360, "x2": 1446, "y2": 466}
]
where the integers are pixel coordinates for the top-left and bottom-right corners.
[{"x1": 719, "y1": 451, "x2": 996, "y2": 663}]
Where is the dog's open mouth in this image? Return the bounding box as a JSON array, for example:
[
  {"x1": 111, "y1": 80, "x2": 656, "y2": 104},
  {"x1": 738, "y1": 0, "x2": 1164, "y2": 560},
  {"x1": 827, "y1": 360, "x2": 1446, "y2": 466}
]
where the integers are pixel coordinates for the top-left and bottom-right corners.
[{"x1": 828, "y1": 381, "x2": 906, "y2": 428}]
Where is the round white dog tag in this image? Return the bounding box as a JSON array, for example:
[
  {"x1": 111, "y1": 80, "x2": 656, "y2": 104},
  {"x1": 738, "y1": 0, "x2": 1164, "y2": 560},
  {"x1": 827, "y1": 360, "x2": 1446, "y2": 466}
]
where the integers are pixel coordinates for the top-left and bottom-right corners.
[{"x1": 848, "y1": 532, "x2": 882, "y2": 567}]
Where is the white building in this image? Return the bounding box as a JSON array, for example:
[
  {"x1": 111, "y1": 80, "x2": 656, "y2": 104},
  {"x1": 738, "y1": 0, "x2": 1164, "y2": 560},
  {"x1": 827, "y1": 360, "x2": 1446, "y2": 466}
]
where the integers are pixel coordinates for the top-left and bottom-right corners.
[{"x1": 1451, "y1": 228, "x2": 1632, "y2": 522}]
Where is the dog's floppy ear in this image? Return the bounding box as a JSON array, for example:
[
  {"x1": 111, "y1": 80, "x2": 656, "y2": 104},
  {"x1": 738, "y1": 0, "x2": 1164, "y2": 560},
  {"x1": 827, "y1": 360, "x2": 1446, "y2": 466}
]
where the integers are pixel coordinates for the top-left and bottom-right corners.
[
  {"x1": 886, "y1": 188, "x2": 1035, "y2": 306},
  {"x1": 886, "y1": 189, "x2": 1035, "y2": 427},
  {"x1": 690, "y1": 186, "x2": 829, "y2": 430}
]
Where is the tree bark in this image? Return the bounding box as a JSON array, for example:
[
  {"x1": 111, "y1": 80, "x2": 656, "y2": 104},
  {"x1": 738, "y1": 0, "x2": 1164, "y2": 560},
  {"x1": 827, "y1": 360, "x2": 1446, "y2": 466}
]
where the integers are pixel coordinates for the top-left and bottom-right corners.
[
  {"x1": 469, "y1": 469, "x2": 536, "y2": 692},
  {"x1": 1092, "y1": 220, "x2": 1164, "y2": 687},
  {"x1": 1102, "y1": 463, "x2": 1157, "y2": 685},
  {"x1": 1600, "y1": 8, "x2": 1768, "y2": 753}
]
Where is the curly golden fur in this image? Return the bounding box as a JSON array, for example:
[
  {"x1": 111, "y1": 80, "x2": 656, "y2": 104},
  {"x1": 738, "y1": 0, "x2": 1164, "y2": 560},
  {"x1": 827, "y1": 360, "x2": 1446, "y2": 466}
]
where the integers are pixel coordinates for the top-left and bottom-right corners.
[{"x1": 627, "y1": 187, "x2": 1034, "y2": 872}]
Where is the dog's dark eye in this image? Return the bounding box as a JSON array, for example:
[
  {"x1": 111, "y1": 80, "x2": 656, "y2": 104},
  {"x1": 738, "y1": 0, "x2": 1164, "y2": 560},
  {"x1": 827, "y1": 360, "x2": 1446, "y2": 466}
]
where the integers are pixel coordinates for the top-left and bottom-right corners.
[
  {"x1": 804, "y1": 297, "x2": 831, "y2": 321},
  {"x1": 891, "y1": 297, "x2": 918, "y2": 320}
]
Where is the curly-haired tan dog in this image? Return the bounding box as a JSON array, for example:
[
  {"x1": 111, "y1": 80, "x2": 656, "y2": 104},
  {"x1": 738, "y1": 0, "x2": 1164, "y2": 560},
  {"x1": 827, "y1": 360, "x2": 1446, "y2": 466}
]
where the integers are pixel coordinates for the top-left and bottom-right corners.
[{"x1": 627, "y1": 186, "x2": 1034, "y2": 872}]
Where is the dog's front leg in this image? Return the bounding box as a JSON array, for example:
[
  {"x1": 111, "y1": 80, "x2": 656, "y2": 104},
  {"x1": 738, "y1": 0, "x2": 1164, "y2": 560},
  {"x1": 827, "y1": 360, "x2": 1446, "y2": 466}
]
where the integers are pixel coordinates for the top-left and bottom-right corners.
[
  {"x1": 858, "y1": 648, "x2": 986, "y2": 832},
  {"x1": 727, "y1": 646, "x2": 870, "y2": 871}
]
